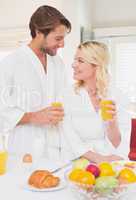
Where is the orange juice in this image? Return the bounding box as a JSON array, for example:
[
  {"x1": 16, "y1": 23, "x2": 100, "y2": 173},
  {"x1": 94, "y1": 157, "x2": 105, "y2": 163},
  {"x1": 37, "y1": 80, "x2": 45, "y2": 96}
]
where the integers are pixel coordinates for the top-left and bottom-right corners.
[
  {"x1": 51, "y1": 102, "x2": 63, "y2": 107},
  {"x1": 0, "y1": 151, "x2": 8, "y2": 175},
  {"x1": 100, "y1": 100, "x2": 113, "y2": 121}
]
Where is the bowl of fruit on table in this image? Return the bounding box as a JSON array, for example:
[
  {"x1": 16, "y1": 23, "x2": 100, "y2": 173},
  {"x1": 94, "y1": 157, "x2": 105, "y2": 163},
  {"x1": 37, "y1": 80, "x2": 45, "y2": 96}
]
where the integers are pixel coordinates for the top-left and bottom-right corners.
[{"x1": 65, "y1": 158, "x2": 136, "y2": 200}]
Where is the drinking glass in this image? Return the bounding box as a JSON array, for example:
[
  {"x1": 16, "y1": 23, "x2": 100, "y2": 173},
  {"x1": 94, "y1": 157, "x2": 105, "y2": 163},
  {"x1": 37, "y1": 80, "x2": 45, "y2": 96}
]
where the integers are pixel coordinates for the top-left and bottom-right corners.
[
  {"x1": 100, "y1": 99, "x2": 113, "y2": 121},
  {"x1": 0, "y1": 135, "x2": 8, "y2": 175}
]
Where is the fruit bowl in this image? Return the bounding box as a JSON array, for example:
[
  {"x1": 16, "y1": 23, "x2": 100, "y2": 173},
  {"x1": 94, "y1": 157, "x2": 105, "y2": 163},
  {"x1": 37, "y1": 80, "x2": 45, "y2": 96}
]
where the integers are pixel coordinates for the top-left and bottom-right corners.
[
  {"x1": 67, "y1": 180, "x2": 127, "y2": 200},
  {"x1": 65, "y1": 168, "x2": 129, "y2": 200},
  {"x1": 65, "y1": 160, "x2": 136, "y2": 200}
]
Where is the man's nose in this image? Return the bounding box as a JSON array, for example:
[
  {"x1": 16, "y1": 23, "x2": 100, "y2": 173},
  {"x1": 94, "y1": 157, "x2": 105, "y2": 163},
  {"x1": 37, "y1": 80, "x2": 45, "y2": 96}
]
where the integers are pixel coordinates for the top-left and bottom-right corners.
[{"x1": 58, "y1": 40, "x2": 64, "y2": 48}]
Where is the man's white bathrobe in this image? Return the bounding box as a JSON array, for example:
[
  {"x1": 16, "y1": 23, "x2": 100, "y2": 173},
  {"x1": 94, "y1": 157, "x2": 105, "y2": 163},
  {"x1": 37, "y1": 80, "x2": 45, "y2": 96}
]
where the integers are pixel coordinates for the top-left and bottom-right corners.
[
  {"x1": 0, "y1": 45, "x2": 66, "y2": 158},
  {"x1": 47, "y1": 86, "x2": 131, "y2": 162}
]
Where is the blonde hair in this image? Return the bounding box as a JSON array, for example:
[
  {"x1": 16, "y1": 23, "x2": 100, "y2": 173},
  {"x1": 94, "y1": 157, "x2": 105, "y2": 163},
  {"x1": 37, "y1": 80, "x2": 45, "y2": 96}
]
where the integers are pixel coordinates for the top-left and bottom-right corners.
[{"x1": 75, "y1": 41, "x2": 110, "y2": 98}]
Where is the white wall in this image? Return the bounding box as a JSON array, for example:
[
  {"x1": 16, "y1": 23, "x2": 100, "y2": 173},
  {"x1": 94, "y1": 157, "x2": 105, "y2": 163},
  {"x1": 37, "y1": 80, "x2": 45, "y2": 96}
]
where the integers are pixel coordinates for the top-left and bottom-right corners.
[
  {"x1": 58, "y1": 0, "x2": 80, "y2": 82},
  {"x1": 60, "y1": 0, "x2": 92, "y2": 81},
  {"x1": 1, "y1": 0, "x2": 136, "y2": 55},
  {"x1": 0, "y1": 0, "x2": 63, "y2": 28},
  {"x1": 92, "y1": 0, "x2": 136, "y2": 28},
  {"x1": 0, "y1": 0, "x2": 64, "y2": 49},
  {"x1": 78, "y1": 0, "x2": 93, "y2": 28}
]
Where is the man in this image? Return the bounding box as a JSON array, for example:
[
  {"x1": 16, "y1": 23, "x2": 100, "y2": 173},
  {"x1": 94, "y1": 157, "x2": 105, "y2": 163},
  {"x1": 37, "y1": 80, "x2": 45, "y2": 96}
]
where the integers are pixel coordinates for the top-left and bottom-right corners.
[{"x1": 0, "y1": 5, "x2": 71, "y2": 158}]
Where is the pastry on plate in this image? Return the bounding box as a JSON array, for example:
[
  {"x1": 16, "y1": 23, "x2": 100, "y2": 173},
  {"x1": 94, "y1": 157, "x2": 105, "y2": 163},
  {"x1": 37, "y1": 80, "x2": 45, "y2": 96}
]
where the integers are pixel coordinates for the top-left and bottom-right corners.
[{"x1": 28, "y1": 170, "x2": 60, "y2": 189}]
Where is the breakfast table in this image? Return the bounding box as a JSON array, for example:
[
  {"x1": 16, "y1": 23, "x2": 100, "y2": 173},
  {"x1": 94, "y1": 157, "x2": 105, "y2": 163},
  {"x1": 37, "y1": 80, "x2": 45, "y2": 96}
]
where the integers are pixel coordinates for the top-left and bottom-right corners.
[
  {"x1": 1, "y1": 155, "x2": 136, "y2": 200},
  {"x1": 0, "y1": 155, "x2": 77, "y2": 200},
  {"x1": 0, "y1": 172, "x2": 76, "y2": 200}
]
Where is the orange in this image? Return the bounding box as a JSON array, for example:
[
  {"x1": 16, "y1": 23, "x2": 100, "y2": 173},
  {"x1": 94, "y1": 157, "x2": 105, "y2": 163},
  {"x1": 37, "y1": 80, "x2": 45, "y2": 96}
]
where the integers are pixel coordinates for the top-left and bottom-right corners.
[
  {"x1": 118, "y1": 168, "x2": 136, "y2": 183},
  {"x1": 69, "y1": 169, "x2": 85, "y2": 182},
  {"x1": 78, "y1": 171, "x2": 95, "y2": 185},
  {"x1": 51, "y1": 102, "x2": 63, "y2": 107},
  {"x1": 99, "y1": 162, "x2": 115, "y2": 177},
  {"x1": 69, "y1": 169, "x2": 95, "y2": 185}
]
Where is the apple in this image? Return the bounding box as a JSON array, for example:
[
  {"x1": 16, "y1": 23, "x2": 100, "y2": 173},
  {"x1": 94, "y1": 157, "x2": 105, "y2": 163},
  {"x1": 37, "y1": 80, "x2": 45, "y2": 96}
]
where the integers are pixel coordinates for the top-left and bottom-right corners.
[
  {"x1": 86, "y1": 164, "x2": 100, "y2": 177},
  {"x1": 95, "y1": 176, "x2": 118, "y2": 195}
]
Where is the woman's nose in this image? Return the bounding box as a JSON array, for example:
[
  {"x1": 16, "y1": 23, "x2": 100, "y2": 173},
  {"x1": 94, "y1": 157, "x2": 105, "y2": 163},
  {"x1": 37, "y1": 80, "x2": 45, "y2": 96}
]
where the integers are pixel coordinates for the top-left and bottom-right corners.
[
  {"x1": 72, "y1": 62, "x2": 76, "y2": 69},
  {"x1": 72, "y1": 59, "x2": 78, "y2": 68}
]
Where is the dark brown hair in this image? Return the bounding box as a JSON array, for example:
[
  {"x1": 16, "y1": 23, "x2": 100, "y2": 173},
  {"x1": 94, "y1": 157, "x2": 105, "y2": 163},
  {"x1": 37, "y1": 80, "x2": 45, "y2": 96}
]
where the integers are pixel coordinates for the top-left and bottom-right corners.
[{"x1": 29, "y1": 5, "x2": 71, "y2": 38}]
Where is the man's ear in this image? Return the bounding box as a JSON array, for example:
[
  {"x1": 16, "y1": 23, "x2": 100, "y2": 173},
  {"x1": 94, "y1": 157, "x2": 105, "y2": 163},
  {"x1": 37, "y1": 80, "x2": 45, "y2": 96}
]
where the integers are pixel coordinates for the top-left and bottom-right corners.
[{"x1": 35, "y1": 29, "x2": 41, "y2": 36}]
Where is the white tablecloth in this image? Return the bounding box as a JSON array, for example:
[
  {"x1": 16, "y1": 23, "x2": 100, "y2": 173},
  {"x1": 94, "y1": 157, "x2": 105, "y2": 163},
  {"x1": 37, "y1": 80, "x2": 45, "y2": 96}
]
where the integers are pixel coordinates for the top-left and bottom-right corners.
[
  {"x1": 0, "y1": 173, "x2": 77, "y2": 200},
  {"x1": 1, "y1": 155, "x2": 136, "y2": 200},
  {"x1": 0, "y1": 155, "x2": 76, "y2": 200},
  {"x1": 0, "y1": 169, "x2": 75, "y2": 200},
  {"x1": 1, "y1": 172, "x2": 136, "y2": 200}
]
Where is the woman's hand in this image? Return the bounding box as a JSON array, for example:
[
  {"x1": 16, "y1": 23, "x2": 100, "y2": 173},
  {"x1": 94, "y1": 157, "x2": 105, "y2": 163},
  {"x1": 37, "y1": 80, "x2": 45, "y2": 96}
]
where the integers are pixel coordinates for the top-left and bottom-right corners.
[
  {"x1": 83, "y1": 151, "x2": 123, "y2": 164},
  {"x1": 106, "y1": 101, "x2": 117, "y2": 121}
]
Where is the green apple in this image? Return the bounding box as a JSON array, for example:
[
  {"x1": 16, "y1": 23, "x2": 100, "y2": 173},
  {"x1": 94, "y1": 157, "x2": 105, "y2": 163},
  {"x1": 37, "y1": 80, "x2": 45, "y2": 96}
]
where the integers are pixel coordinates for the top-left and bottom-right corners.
[
  {"x1": 73, "y1": 158, "x2": 89, "y2": 170},
  {"x1": 95, "y1": 176, "x2": 119, "y2": 195}
]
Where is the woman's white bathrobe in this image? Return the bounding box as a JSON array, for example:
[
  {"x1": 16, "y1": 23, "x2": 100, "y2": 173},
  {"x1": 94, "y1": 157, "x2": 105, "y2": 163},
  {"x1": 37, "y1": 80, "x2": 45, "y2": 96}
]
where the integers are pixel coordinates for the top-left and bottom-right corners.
[
  {"x1": 47, "y1": 86, "x2": 131, "y2": 162},
  {"x1": 0, "y1": 45, "x2": 66, "y2": 157}
]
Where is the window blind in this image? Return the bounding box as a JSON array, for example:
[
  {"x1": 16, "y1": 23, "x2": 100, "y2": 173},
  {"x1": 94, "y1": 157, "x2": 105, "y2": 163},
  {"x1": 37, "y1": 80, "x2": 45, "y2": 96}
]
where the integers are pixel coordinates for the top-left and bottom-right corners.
[{"x1": 115, "y1": 42, "x2": 136, "y2": 99}]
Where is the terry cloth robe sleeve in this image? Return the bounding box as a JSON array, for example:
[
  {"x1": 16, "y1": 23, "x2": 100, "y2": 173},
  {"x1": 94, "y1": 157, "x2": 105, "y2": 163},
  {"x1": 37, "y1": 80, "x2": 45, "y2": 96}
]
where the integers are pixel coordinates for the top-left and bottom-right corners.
[{"x1": 0, "y1": 53, "x2": 25, "y2": 133}]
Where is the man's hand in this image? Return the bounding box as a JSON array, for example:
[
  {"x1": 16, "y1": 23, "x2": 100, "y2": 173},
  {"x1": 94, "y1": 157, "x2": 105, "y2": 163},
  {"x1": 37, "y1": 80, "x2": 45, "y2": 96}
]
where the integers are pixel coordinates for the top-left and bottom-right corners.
[
  {"x1": 31, "y1": 106, "x2": 64, "y2": 125},
  {"x1": 19, "y1": 106, "x2": 64, "y2": 126}
]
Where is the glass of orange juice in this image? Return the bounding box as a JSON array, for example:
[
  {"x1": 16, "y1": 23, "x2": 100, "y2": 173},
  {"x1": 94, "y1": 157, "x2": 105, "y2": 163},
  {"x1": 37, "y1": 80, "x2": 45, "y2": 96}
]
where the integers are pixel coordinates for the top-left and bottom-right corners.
[
  {"x1": 0, "y1": 151, "x2": 8, "y2": 175},
  {"x1": 51, "y1": 102, "x2": 63, "y2": 160},
  {"x1": 100, "y1": 99, "x2": 113, "y2": 121},
  {"x1": 51, "y1": 102, "x2": 63, "y2": 107},
  {"x1": 0, "y1": 135, "x2": 8, "y2": 175}
]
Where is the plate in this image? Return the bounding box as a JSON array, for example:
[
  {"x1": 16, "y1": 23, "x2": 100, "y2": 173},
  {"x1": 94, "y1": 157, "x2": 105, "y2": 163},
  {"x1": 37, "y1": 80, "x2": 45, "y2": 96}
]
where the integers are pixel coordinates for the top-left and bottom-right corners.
[
  {"x1": 23, "y1": 178, "x2": 67, "y2": 192},
  {"x1": 30, "y1": 157, "x2": 61, "y2": 172},
  {"x1": 111, "y1": 160, "x2": 136, "y2": 172}
]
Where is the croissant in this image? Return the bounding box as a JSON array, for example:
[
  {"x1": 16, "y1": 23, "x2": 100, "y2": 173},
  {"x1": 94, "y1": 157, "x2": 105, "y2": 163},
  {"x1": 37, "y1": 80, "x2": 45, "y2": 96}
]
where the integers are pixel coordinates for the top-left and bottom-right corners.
[{"x1": 28, "y1": 170, "x2": 60, "y2": 189}]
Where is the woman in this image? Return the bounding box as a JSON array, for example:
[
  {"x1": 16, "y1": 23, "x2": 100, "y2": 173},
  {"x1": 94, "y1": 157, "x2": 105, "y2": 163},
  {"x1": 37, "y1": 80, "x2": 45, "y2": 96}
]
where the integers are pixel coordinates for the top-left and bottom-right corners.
[
  {"x1": 61, "y1": 41, "x2": 131, "y2": 163},
  {"x1": 46, "y1": 41, "x2": 131, "y2": 164}
]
